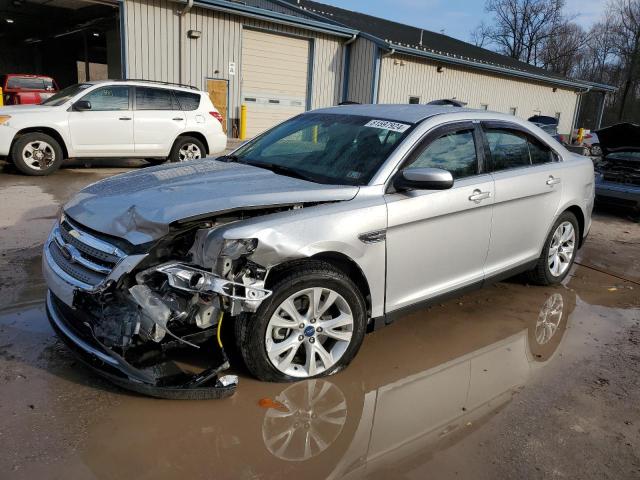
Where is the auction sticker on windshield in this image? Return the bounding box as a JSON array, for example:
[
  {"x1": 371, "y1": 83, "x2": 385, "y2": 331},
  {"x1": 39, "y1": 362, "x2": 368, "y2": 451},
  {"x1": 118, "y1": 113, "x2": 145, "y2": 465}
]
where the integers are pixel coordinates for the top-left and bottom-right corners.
[{"x1": 364, "y1": 119, "x2": 411, "y2": 132}]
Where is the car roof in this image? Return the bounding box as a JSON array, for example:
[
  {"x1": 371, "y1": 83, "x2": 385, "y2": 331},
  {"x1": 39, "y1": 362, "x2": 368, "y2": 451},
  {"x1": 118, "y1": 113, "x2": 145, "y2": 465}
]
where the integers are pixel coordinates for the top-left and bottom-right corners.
[{"x1": 313, "y1": 104, "x2": 483, "y2": 123}]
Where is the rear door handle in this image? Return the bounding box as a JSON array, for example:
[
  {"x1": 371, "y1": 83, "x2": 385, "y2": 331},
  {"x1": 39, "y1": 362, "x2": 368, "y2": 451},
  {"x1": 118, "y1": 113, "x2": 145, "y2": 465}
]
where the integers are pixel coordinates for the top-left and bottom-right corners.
[
  {"x1": 546, "y1": 176, "x2": 561, "y2": 186},
  {"x1": 172, "y1": 117, "x2": 184, "y2": 121},
  {"x1": 119, "y1": 117, "x2": 132, "y2": 121},
  {"x1": 469, "y1": 189, "x2": 491, "y2": 203}
]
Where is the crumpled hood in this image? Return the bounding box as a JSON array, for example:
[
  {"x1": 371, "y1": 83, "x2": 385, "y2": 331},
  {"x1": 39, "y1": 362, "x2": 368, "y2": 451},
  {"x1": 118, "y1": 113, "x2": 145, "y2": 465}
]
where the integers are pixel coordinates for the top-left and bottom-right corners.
[
  {"x1": 595, "y1": 123, "x2": 640, "y2": 156},
  {"x1": 64, "y1": 160, "x2": 359, "y2": 245}
]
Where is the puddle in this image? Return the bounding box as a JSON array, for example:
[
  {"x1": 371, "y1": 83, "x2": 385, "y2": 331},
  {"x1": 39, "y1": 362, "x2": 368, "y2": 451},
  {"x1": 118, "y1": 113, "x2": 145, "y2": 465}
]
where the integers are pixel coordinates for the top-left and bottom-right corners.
[{"x1": 0, "y1": 265, "x2": 637, "y2": 478}]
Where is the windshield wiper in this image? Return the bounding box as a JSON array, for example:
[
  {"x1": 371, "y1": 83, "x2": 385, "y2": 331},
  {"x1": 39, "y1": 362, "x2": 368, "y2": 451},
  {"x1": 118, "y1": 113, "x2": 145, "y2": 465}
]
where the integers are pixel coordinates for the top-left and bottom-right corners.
[
  {"x1": 244, "y1": 161, "x2": 318, "y2": 183},
  {"x1": 215, "y1": 154, "x2": 239, "y2": 162}
]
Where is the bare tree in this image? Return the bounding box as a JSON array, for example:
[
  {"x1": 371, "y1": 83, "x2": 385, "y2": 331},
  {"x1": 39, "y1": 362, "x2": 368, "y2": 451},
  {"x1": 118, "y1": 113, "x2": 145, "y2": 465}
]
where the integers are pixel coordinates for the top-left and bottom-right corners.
[
  {"x1": 475, "y1": 0, "x2": 567, "y2": 64},
  {"x1": 609, "y1": 0, "x2": 640, "y2": 120},
  {"x1": 539, "y1": 22, "x2": 589, "y2": 76}
]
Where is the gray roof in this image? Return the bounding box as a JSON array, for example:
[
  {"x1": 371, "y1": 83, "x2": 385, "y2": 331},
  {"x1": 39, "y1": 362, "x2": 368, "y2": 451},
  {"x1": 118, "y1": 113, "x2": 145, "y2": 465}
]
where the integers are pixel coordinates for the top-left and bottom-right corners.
[{"x1": 313, "y1": 104, "x2": 478, "y2": 123}]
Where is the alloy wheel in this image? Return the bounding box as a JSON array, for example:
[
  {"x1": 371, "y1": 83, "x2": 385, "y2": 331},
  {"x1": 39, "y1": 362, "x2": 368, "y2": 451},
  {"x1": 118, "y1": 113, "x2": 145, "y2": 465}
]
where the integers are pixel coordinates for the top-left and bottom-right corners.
[
  {"x1": 178, "y1": 143, "x2": 202, "y2": 161},
  {"x1": 265, "y1": 287, "x2": 354, "y2": 378},
  {"x1": 547, "y1": 221, "x2": 575, "y2": 277},
  {"x1": 22, "y1": 140, "x2": 56, "y2": 170}
]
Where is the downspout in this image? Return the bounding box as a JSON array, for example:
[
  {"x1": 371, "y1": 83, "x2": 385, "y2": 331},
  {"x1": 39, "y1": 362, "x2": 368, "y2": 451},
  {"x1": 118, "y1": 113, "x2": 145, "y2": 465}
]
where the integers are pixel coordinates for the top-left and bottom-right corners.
[
  {"x1": 372, "y1": 47, "x2": 395, "y2": 104},
  {"x1": 178, "y1": 0, "x2": 194, "y2": 84},
  {"x1": 569, "y1": 86, "x2": 591, "y2": 141},
  {"x1": 341, "y1": 34, "x2": 357, "y2": 103}
]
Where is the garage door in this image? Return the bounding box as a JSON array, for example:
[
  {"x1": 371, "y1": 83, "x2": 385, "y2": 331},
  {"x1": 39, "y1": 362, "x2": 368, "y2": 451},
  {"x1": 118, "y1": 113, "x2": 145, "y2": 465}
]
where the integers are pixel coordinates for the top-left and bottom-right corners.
[{"x1": 242, "y1": 29, "x2": 309, "y2": 138}]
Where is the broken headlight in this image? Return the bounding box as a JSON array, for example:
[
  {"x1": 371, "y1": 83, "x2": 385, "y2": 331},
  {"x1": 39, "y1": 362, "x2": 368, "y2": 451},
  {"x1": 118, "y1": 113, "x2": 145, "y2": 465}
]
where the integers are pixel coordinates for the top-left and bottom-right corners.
[
  {"x1": 220, "y1": 238, "x2": 258, "y2": 258},
  {"x1": 156, "y1": 263, "x2": 271, "y2": 301}
]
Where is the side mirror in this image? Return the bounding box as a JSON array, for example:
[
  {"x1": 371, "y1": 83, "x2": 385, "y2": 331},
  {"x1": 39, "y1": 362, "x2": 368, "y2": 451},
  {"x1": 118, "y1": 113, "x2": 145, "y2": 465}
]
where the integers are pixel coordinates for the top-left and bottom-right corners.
[
  {"x1": 393, "y1": 167, "x2": 454, "y2": 191},
  {"x1": 73, "y1": 100, "x2": 92, "y2": 111}
]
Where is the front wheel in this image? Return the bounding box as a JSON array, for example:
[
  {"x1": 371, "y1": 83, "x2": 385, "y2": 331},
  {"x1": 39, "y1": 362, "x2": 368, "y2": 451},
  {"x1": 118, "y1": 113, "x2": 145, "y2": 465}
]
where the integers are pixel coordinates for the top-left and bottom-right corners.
[
  {"x1": 169, "y1": 136, "x2": 206, "y2": 163},
  {"x1": 236, "y1": 261, "x2": 367, "y2": 382},
  {"x1": 11, "y1": 132, "x2": 64, "y2": 176},
  {"x1": 527, "y1": 212, "x2": 579, "y2": 285}
]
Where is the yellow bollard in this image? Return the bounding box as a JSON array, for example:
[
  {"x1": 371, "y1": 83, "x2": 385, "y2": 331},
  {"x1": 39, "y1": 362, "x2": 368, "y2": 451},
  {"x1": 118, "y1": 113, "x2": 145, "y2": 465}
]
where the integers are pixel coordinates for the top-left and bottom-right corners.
[
  {"x1": 577, "y1": 127, "x2": 584, "y2": 144},
  {"x1": 0, "y1": 87, "x2": 3, "y2": 106},
  {"x1": 312, "y1": 124, "x2": 318, "y2": 144},
  {"x1": 239, "y1": 104, "x2": 247, "y2": 140}
]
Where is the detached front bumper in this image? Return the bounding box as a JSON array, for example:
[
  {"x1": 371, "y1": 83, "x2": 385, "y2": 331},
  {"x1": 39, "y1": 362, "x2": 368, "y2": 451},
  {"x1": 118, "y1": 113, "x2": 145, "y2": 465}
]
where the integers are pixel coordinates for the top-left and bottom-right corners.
[{"x1": 46, "y1": 291, "x2": 238, "y2": 400}]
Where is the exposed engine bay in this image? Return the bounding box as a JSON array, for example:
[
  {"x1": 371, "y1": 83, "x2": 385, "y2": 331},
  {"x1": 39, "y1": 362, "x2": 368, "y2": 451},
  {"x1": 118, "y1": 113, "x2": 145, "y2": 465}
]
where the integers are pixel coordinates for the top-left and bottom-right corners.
[{"x1": 47, "y1": 205, "x2": 307, "y2": 399}]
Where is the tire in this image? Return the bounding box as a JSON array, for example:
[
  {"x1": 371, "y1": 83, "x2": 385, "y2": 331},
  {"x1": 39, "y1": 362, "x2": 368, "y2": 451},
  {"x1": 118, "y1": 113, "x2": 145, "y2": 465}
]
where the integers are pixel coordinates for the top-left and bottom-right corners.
[
  {"x1": 168, "y1": 136, "x2": 206, "y2": 163},
  {"x1": 236, "y1": 260, "x2": 367, "y2": 382},
  {"x1": 145, "y1": 158, "x2": 167, "y2": 166},
  {"x1": 526, "y1": 211, "x2": 579, "y2": 285},
  {"x1": 590, "y1": 143, "x2": 602, "y2": 157},
  {"x1": 11, "y1": 132, "x2": 64, "y2": 176}
]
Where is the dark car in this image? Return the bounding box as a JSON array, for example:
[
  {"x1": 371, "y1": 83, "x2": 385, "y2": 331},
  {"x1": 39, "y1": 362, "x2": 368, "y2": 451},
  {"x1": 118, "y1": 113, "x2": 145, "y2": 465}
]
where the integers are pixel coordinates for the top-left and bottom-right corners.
[
  {"x1": 593, "y1": 123, "x2": 640, "y2": 218},
  {"x1": 1, "y1": 74, "x2": 58, "y2": 105}
]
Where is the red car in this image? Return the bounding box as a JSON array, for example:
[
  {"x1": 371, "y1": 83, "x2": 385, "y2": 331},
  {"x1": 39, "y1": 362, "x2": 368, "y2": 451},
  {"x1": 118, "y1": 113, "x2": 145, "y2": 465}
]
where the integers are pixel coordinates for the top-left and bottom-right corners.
[{"x1": 1, "y1": 74, "x2": 58, "y2": 105}]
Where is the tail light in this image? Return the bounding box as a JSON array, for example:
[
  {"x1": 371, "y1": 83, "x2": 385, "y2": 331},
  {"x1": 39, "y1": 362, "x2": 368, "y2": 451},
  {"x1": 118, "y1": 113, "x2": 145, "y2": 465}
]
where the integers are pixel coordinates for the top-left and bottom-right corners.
[{"x1": 209, "y1": 111, "x2": 223, "y2": 124}]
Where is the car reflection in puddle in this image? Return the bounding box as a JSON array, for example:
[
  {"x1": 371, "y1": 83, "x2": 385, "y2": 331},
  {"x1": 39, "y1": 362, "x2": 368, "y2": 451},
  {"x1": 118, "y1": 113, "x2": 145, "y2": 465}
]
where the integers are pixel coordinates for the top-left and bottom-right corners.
[{"x1": 259, "y1": 291, "x2": 571, "y2": 471}]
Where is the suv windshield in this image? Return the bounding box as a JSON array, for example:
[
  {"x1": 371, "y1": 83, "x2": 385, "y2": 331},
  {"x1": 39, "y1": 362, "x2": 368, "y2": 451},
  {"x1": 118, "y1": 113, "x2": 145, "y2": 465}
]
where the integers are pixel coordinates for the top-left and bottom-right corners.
[
  {"x1": 41, "y1": 83, "x2": 93, "y2": 106},
  {"x1": 230, "y1": 113, "x2": 414, "y2": 185}
]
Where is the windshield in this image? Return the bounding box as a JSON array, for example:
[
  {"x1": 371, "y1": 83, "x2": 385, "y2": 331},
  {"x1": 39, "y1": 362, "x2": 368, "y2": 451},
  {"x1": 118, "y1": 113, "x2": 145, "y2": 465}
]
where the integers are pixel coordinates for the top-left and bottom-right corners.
[
  {"x1": 41, "y1": 83, "x2": 93, "y2": 106},
  {"x1": 230, "y1": 113, "x2": 414, "y2": 185}
]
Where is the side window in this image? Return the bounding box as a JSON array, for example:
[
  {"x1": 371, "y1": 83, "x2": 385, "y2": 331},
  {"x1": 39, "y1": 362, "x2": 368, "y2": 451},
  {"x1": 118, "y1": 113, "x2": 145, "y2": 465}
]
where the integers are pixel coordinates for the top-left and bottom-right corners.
[
  {"x1": 174, "y1": 90, "x2": 201, "y2": 110},
  {"x1": 407, "y1": 129, "x2": 478, "y2": 179},
  {"x1": 528, "y1": 137, "x2": 554, "y2": 164},
  {"x1": 136, "y1": 87, "x2": 176, "y2": 110},
  {"x1": 80, "y1": 86, "x2": 129, "y2": 111},
  {"x1": 485, "y1": 128, "x2": 530, "y2": 171}
]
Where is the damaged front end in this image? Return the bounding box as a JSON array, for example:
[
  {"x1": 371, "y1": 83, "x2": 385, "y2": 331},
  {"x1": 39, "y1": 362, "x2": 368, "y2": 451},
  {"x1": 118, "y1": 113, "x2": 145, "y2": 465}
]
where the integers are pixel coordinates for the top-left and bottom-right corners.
[{"x1": 43, "y1": 211, "x2": 279, "y2": 399}]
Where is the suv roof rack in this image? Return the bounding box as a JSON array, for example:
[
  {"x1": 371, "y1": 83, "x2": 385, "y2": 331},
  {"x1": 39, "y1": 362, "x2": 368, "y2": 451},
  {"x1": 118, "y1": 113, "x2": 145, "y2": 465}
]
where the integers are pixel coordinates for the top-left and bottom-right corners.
[{"x1": 116, "y1": 78, "x2": 200, "y2": 91}]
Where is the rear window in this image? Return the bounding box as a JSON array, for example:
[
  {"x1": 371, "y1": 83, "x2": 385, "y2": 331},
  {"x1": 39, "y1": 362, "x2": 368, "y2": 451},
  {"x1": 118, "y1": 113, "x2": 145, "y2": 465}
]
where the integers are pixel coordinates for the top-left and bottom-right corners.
[
  {"x1": 6, "y1": 76, "x2": 55, "y2": 90},
  {"x1": 135, "y1": 87, "x2": 177, "y2": 110},
  {"x1": 174, "y1": 90, "x2": 201, "y2": 110}
]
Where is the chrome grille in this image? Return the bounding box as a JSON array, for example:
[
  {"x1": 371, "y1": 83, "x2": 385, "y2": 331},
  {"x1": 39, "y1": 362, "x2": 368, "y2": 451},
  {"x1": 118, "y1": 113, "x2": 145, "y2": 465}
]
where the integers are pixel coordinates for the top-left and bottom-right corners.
[{"x1": 46, "y1": 216, "x2": 126, "y2": 289}]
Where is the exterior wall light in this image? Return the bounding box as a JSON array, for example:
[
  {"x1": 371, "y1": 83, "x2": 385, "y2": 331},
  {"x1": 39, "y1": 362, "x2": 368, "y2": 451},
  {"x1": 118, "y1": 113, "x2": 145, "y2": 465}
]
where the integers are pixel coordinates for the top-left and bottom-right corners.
[{"x1": 187, "y1": 30, "x2": 201, "y2": 39}]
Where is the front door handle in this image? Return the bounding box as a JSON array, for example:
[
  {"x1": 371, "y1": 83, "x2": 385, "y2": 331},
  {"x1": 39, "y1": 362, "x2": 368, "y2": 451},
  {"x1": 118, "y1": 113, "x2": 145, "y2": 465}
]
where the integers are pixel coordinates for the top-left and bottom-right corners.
[
  {"x1": 119, "y1": 117, "x2": 132, "y2": 121},
  {"x1": 469, "y1": 189, "x2": 491, "y2": 203},
  {"x1": 172, "y1": 117, "x2": 184, "y2": 121},
  {"x1": 546, "y1": 176, "x2": 561, "y2": 186}
]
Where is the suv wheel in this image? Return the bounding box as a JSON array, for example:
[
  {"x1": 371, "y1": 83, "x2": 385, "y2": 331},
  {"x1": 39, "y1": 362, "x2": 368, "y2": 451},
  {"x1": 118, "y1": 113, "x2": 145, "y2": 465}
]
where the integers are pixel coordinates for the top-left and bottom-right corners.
[
  {"x1": 236, "y1": 261, "x2": 367, "y2": 382},
  {"x1": 169, "y1": 136, "x2": 206, "y2": 163},
  {"x1": 527, "y1": 211, "x2": 579, "y2": 285},
  {"x1": 11, "y1": 132, "x2": 64, "y2": 176}
]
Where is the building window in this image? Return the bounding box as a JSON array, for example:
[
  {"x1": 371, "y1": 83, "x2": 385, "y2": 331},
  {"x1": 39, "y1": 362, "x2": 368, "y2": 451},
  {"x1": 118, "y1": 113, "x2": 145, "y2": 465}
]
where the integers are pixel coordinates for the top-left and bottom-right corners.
[
  {"x1": 509, "y1": 107, "x2": 517, "y2": 115},
  {"x1": 480, "y1": 104, "x2": 488, "y2": 110},
  {"x1": 409, "y1": 96, "x2": 420, "y2": 104}
]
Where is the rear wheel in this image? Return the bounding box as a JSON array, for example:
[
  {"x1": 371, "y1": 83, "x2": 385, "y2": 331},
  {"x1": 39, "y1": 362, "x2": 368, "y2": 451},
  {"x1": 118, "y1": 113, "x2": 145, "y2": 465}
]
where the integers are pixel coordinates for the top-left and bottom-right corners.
[
  {"x1": 169, "y1": 136, "x2": 206, "y2": 163},
  {"x1": 11, "y1": 132, "x2": 64, "y2": 176},
  {"x1": 236, "y1": 261, "x2": 367, "y2": 382},
  {"x1": 527, "y1": 212, "x2": 579, "y2": 285}
]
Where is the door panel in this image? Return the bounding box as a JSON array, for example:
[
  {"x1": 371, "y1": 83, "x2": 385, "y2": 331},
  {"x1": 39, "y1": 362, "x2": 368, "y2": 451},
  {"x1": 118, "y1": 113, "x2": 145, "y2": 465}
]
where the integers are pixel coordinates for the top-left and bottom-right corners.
[
  {"x1": 384, "y1": 175, "x2": 494, "y2": 312},
  {"x1": 207, "y1": 79, "x2": 228, "y2": 133},
  {"x1": 68, "y1": 85, "x2": 133, "y2": 155},
  {"x1": 484, "y1": 165, "x2": 563, "y2": 276},
  {"x1": 134, "y1": 87, "x2": 185, "y2": 156}
]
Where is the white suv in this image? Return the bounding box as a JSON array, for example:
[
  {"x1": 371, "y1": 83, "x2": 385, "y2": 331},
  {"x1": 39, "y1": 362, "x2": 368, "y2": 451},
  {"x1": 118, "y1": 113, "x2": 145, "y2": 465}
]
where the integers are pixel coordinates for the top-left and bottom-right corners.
[{"x1": 0, "y1": 80, "x2": 227, "y2": 175}]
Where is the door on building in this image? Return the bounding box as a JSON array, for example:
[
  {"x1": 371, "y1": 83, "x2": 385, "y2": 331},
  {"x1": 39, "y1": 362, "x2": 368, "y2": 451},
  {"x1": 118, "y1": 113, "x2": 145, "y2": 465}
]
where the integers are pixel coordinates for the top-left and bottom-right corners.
[
  {"x1": 241, "y1": 28, "x2": 310, "y2": 138},
  {"x1": 207, "y1": 79, "x2": 228, "y2": 134}
]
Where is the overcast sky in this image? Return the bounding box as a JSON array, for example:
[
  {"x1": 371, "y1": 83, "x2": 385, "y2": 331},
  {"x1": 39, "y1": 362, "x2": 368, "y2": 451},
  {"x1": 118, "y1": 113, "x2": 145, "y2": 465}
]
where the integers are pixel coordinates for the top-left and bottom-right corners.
[{"x1": 319, "y1": 0, "x2": 608, "y2": 42}]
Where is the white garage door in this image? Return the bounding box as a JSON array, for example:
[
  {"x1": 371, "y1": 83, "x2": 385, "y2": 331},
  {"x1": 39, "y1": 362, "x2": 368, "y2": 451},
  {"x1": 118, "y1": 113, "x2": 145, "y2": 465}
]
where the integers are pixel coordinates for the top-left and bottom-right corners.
[{"x1": 242, "y1": 29, "x2": 309, "y2": 138}]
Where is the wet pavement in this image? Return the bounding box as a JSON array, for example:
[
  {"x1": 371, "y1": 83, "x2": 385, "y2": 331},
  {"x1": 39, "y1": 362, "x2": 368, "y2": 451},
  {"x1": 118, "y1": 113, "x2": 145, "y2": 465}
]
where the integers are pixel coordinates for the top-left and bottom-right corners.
[{"x1": 0, "y1": 162, "x2": 639, "y2": 479}]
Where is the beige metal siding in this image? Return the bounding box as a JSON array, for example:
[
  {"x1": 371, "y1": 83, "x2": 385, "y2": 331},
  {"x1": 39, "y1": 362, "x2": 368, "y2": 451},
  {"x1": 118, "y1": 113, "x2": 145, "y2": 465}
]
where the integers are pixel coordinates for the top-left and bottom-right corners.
[
  {"x1": 377, "y1": 54, "x2": 577, "y2": 133},
  {"x1": 123, "y1": 0, "x2": 344, "y2": 135},
  {"x1": 346, "y1": 37, "x2": 376, "y2": 104},
  {"x1": 242, "y1": 29, "x2": 309, "y2": 137}
]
